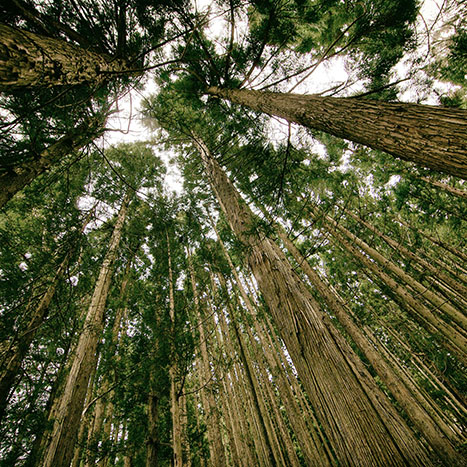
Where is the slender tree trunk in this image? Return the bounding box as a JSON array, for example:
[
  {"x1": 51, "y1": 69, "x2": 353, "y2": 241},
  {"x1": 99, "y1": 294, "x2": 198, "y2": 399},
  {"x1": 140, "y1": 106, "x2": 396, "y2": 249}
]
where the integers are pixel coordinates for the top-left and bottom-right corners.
[
  {"x1": 418, "y1": 176, "x2": 467, "y2": 199},
  {"x1": 42, "y1": 192, "x2": 131, "y2": 467},
  {"x1": 207, "y1": 86, "x2": 467, "y2": 178},
  {"x1": 277, "y1": 226, "x2": 463, "y2": 464},
  {"x1": 194, "y1": 136, "x2": 433, "y2": 466},
  {"x1": 166, "y1": 231, "x2": 183, "y2": 467},
  {"x1": 344, "y1": 208, "x2": 467, "y2": 304},
  {"x1": 145, "y1": 392, "x2": 159, "y2": 467},
  {"x1": 0, "y1": 208, "x2": 95, "y2": 421},
  {"x1": 312, "y1": 208, "x2": 467, "y2": 360},
  {"x1": 0, "y1": 118, "x2": 105, "y2": 209},
  {"x1": 0, "y1": 23, "x2": 130, "y2": 89}
]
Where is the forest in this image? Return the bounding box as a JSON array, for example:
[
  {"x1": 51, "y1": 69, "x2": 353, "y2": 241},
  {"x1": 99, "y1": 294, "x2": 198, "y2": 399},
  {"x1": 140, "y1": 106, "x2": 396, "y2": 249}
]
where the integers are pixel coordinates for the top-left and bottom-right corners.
[{"x1": 0, "y1": 0, "x2": 466, "y2": 465}]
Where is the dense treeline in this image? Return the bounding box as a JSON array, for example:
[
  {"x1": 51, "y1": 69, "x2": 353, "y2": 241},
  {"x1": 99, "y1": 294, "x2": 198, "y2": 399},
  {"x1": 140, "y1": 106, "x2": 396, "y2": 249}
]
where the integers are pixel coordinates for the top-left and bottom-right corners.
[{"x1": 0, "y1": 0, "x2": 466, "y2": 466}]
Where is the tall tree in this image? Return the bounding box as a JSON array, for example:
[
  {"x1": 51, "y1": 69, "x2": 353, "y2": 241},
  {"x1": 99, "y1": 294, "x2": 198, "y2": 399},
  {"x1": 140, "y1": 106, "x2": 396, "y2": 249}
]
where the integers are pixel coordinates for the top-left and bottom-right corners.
[{"x1": 206, "y1": 86, "x2": 467, "y2": 178}]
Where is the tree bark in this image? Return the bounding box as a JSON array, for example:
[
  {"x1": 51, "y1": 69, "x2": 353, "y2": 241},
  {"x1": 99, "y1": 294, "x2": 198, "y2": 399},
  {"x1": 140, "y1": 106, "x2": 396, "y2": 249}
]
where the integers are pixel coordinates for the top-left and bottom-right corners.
[
  {"x1": 145, "y1": 392, "x2": 159, "y2": 467},
  {"x1": 42, "y1": 192, "x2": 131, "y2": 467},
  {"x1": 166, "y1": 231, "x2": 183, "y2": 467},
  {"x1": 0, "y1": 23, "x2": 130, "y2": 89},
  {"x1": 278, "y1": 227, "x2": 463, "y2": 464},
  {"x1": 0, "y1": 117, "x2": 105, "y2": 209},
  {"x1": 206, "y1": 86, "x2": 467, "y2": 179},
  {"x1": 194, "y1": 135, "x2": 432, "y2": 466},
  {"x1": 187, "y1": 253, "x2": 227, "y2": 467}
]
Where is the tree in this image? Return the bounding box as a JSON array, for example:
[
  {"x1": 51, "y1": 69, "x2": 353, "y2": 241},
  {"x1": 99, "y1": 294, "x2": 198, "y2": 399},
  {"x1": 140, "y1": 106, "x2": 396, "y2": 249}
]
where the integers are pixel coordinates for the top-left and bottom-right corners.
[{"x1": 206, "y1": 86, "x2": 467, "y2": 178}]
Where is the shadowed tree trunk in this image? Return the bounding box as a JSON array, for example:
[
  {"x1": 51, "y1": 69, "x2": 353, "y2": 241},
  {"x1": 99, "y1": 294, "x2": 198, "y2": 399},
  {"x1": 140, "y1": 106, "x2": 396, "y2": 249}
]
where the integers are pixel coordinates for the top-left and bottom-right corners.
[
  {"x1": 166, "y1": 231, "x2": 183, "y2": 467},
  {"x1": 0, "y1": 23, "x2": 130, "y2": 90},
  {"x1": 42, "y1": 192, "x2": 131, "y2": 467},
  {"x1": 206, "y1": 86, "x2": 467, "y2": 179},
  {"x1": 0, "y1": 117, "x2": 105, "y2": 209}
]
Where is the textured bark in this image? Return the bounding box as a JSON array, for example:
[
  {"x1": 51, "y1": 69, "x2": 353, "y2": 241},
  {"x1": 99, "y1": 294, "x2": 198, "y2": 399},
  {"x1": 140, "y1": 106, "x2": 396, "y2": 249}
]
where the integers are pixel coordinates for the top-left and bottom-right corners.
[
  {"x1": 279, "y1": 227, "x2": 463, "y2": 464},
  {"x1": 195, "y1": 136, "x2": 433, "y2": 466},
  {"x1": 166, "y1": 232, "x2": 183, "y2": 467},
  {"x1": 207, "y1": 86, "x2": 467, "y2": 179},
  {"x1": 42, "y1": 192, "x2": 130, "y2": 467},
  {"x1": 188, "y1": 254, "x2": 227, "y2": 467},
  {"x1": 0, "y1": 23, "x2": 130, "y2": 89},
  {"x1": 0, "y1": 117, "x2": 105, "y2": 209}
]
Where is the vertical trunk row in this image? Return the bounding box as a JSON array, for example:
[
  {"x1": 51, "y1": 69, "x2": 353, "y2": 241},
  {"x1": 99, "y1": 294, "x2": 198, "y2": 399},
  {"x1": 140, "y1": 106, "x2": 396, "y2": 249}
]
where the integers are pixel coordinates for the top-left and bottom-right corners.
[
  {"x1": 210, "y1": 298, "x2": 268, "y2": 465},
  {"x1": 311, "y1": 207, "x2": 467, "y2": 361},
  {"x1": 187, "y1": 252, "x2": 227, "y2": 466},
  {"x1": 212, "y1": 222, "x2": 333, "y2": 464},
  {"x1": 194, "y1": 135, "x2": 433, "y2": 466},
  {"x1": 42, "y1": 192, "x2": 131, "y2": 467},
  {"x1": 277, "y1": 226, "x2": 463, "y2": 464}
]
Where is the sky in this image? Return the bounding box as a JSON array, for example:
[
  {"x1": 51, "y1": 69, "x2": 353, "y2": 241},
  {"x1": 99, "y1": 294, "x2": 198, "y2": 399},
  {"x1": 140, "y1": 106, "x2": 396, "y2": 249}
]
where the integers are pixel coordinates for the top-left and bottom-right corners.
[{"x1": 101, "y1": 0, "x2": 455, "y2": 194}]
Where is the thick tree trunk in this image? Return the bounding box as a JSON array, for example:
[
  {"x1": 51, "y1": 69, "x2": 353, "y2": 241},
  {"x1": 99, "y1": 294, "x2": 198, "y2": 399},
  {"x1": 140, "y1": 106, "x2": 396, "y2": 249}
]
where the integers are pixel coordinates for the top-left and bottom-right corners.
[
  {"x1": 42, "y1": 192, "x2": 130, "y2": 467},
  {"x1": 207, "y1": 86, "x2": 467, "y2": 179},
  {"x1": 278, "y1": 227, "x2": 463, "y2": 464},
  {"x1": 194, "y1": 136, "x2": 433, "y2": 466},
  {"x1": 0, "y1": 23, "x2": 129, "y2": 89},
  {"x1": 0, "y1": 117, "x2": 105, "y2": 209}
]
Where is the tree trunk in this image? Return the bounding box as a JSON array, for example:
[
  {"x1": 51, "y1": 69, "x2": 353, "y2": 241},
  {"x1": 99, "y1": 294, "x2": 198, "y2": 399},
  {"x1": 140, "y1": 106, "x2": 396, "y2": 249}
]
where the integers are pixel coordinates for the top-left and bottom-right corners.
[
  {"x1": 206, "y1": 86, "x2": 467, "y2": 179},
  {"x1": 278, "y1": 227, "x2": 463, "y2": 464},
  {"x1": 42, "y1": 192, "x2": 131, "y2": 467},
  {"x1": 0, "y1": 23, "x2": 130, "y2": 89},
  {"x1": 166, "y1": 231, "x2": 183, "y2": 467},
  {"x1": 194, "y1": 135, "x2": 432, "y2": 466},
  {"x1": 0, "y1": 117, "x2": 105, "y2": 209},
  {"x1": 145, "y1": 393, "x2": 159, "y2": 467},
  {"x1": 418, "y1": 176, "x2": 467, "y2": 199},
  {"x1": 188, "y1": 253, "x2": 227, "y2": 467}
]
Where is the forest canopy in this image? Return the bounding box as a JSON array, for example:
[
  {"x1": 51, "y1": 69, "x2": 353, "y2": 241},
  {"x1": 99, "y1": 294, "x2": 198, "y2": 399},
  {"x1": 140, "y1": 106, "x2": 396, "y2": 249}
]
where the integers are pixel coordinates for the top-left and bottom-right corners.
[{"x1": 0, "y1": 0, "x2": 466, "y2": 466}]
